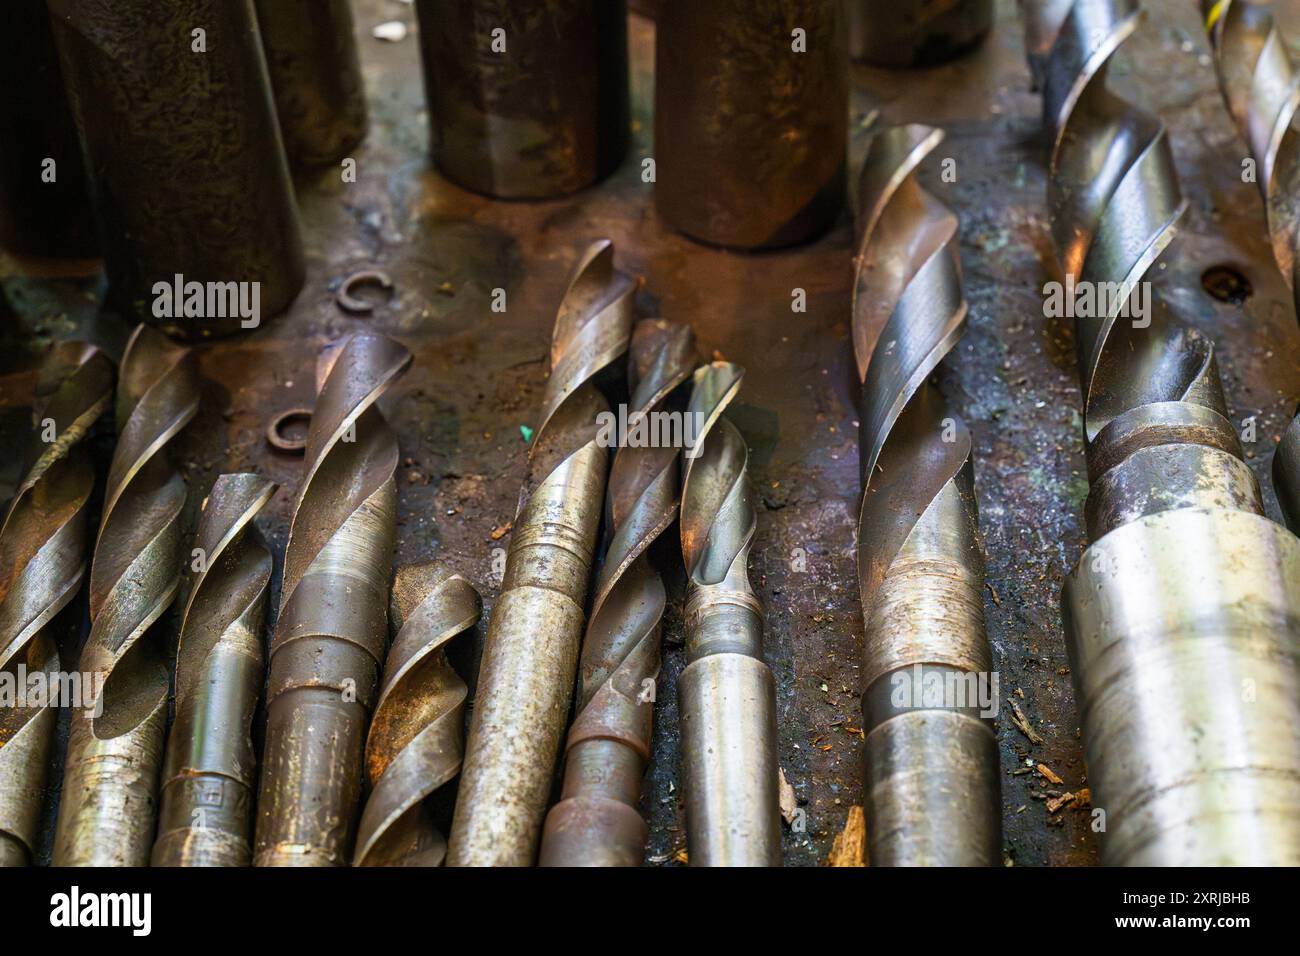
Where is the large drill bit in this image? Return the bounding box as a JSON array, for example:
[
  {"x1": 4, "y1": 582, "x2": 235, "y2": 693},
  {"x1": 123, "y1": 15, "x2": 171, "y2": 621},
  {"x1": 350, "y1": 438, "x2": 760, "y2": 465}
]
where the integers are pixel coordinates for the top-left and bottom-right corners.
[
  {"x1": 1201, "y1": 0, "x2": 1300, "y2": 531},
  {"x1": 678, "y1": 362, "x2": 781, "y2": 867},
  {"x1": 0, "y1": 343, "x2": 113, "y2": 867},
  {"x1": 255, "y1": 333, "x2": 411, "y2": 867},
  {"x1": 53, "y1": 325, "x2": 199, "y2": 866},
  {"x1": 152, "y1": 473, "x2": 276, "y2": 867},
  {"x1": 448, "y1": 239, "x2": 635, "y2": 866},
  {"x1": 1029, "y1": 0, "x2": 1300, "y2": 865},
  {"x1": 539, "y1": 319, "x2": 697, "y2": 867},
  {"x1": 354, "y1": 564, "x2": 481, "y2": 867},
  {"x1": 851, "y1": 124, "x2": 1001, "y2": 866}
]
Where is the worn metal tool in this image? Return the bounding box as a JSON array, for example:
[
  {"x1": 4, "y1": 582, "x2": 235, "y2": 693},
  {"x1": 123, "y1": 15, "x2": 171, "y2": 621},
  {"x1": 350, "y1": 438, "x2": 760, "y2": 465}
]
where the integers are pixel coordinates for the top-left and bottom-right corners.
[
  {"x1": 255, "y1": 333, "x2": 411, "y2": 867},
  {"x1": 254, "y1": 0, "x2": 367, "y2": 168},
  {"x1": 849, "y1": 0, "x2": 993, "y2": 67},
  {"x1": 53, "y1": 326, "x2": 199, "y2": 866},
  {"x1": 448, "y1": 239, "x2": 635, "y2": 866},
  {"x1": 678, "y1": 362, "x2": 781, "y2": 867},
  {"x1": 1029, "y1": 0, "x2": 1300, "y2": 865},
  {"x1": 46, "y1": 0, "x2": 303, "y2": 339},
  {"x1": 851, "y1": 124, "x2": 1001, "y2": 866},
  {"x1": 152, "y1": 473, "x2": 276, "y2": 867},
  {"x1": 656, "y1": 0, "x2": 848, "y2": 249},
  {"x1": 414, "y1": 0, "x2": 629, "y2": 199},
  {"x1": 354, "y1": 564, "x2": 480, "y2": 867},
  {"x1": 539, "y1": 319, "x2": 697, "y2": 866},
  {"x1": 1201, "y1": 0, "x2": 1300, "y2": 532},
  {"x1": 0, "y1": 343, "x2": 113, "y2": 867}
]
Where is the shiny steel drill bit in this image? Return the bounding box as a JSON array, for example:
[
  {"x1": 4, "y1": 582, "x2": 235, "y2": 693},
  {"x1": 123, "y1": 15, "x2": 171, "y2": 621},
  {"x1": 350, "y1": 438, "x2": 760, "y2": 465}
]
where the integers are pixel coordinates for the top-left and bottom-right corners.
[
  {"x1": 678, "y1": 362, "x2": 781, "y2": 867},
  {"x1": 1201, "y1": 0, "x2": 1300, "y2": 532},
  {"x1": 539, "y1": 319, "x2": 697, "y2": 867},
  {"x1": 851, "y1": 124, "x2": 1001, "y2": 866},
  {"x1": 0, "y1": 343, "x2": 113, "y2": 867},
  {"x1": 448, "y1": 239, "x2": 635, "y2": 866},
  {"x1": 152, "y1": 473, "x2": 276, "y2": 867},
  {"x1": 255, "y1": 333, "x2": 411, "y2": 867},
  {"x1": 53, "y1": 326, "x2": 199, "y2": 867},
  {"x1": 1030, "y1": 0, "x2": 1300, "y2": 865},
  {"x1": 354, "y1": 564, "x2": 481, "y2": 867}
]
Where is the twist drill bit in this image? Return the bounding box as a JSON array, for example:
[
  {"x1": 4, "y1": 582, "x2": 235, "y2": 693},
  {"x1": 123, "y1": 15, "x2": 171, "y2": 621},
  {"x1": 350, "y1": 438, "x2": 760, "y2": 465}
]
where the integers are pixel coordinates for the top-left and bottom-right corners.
[
  {"x1": 448, "y1": 239, "x2": 635, "y2": 866},
  {"x1": 152, "y1": 473, "x2": 276, "y2": 867},
  {"x1": 1201, "y1": 0, "x2": 1300, "y2": 531},
  {"x1": 0, "y1": 343, "x2": 113, "y2": 867},
  {"x1": 539, "y1": 319, "x2": 697, "y2": 867},
  {"x1": 255, "y1": 333, "x2": 412, "y2": 867},
  {"x1": 851, "y1": 124, "x2": 1001, "y2": 866},
  {"x1": 53, "y1": 325, "x2": 199, "y2": 867},
  {"x1": 1030, "y1": 0, "x2": 1300, "y2": 865},
  {"x1": 678, "y1": 362, "x2": 781, "y2": 867},
  {"x1": 354, "y1": 564, "x2": 481, "y2": 867}
]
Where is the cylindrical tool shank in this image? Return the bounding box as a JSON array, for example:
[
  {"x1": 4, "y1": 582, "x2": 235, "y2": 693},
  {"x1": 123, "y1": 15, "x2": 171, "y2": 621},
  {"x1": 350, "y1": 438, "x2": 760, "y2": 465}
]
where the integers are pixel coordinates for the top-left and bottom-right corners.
[{"x1": 848, "y1": 0, "x2": 992, "y2": 67}]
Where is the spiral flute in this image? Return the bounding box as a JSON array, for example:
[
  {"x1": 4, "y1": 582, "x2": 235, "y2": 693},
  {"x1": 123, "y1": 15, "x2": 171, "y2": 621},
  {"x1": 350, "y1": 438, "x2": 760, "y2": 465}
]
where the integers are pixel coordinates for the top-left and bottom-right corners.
[
  {"x1": 539, "y1": 319, "x2": 697, "y2": 866},
  {"x1": 678, "y1": 362, "x2": 781, "y2": 867},
  {"x1": 0, "y1": 343, "x2": 113, "y2": 867},
  {"x1": 851, "y1": 124, "x2": 1000, "y2": 866},
  {"x1": 1030, "y1": 0, "x2": 1300, "y2": 865},
  {"x1": 254, "y1": 333, "x2": 412, "y2": 867},
  {"x1": 1201, "y1": 0, "x2": 1300, "y2": 531},
  {"x1": 152, "y1": 473, "x2": 276, "y2": 867},
  {"x1": 354, "y1": 564, "x2": 481, "y2": 867},
  {"x1": 53, "y1": 325, "x2": 199, "y2": 866},
  {"x1": 448, "y1": 239, "x2": 635, "y2": 866}
]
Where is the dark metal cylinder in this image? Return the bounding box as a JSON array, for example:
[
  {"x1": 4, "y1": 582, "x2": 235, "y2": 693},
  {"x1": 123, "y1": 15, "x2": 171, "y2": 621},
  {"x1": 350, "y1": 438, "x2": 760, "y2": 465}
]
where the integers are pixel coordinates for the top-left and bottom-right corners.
[
  {"x1": 655, "y1": 0, "x2": 848, "y2": 249},
  {"x1": 46, "y1": 0, "x2": 304, "y2": 340},
  {"x1": 414, "y1": 0, "x2": 630, "y2": 199},
  {"x1": 253, "y1": 0, "x2": 367, "y2": 168},
  {"x1": 849, "y1": 0, "x2": 993, "y2": 68},
  {"x1": 0, "y1": 0, "x2": 96, "y2": 257}
]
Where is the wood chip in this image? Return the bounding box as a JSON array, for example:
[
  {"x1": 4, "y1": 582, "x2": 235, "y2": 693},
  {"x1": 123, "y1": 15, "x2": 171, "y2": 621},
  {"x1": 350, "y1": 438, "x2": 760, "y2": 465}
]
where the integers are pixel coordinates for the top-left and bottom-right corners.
[
  {"x1": 778, "y1": 767, "x2": 797, "y2": 824},
  {"x1": 1008, "y1": 699, "x2": 1044, "y2": 745},
  {"x1": 489, "y1": 521, "x2": 513, "y2": 541},
  {"x1": 1046, "y1": 791, "x2": 1075, "y2": 814},
  {"x1": 1036, "y1": 763, "x2": 1063, "y2": 785},
  {"x1": 827, "y1": 806, "x2": 867, "y2": 867}
]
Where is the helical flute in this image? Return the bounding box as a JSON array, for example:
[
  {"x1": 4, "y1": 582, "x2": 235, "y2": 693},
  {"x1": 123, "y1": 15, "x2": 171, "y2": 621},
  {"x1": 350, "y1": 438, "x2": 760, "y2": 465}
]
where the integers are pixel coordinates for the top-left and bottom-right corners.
[
  {"x1": 53, "y1": 325, "x2": 199, "y2": 866},
  {"x1": 152, "y1": 473, "x2": 276, "y2": 867},
  {"x1": 851, "y1": 124, "x2": 1001, "y2": 866},
  {"x1": 254, "y1": 333, "x2": 412, "y2": 867},
  {"x1": 678, "y1": 361, "x2": 781, "y2": 867},
  {"x1": 448, "y1": 239, "x2": 635, "y2": 866},
  {"x1": 0, "y1": 343, "x2": 113, "y2": 867},
  {"x1": 539, "y1": 319, "x2": 697, "y2": 866},
  {"x1": 354, "y1": 564, "x2": 481, "y2": 867},
  {"x1": 1028, "y1": 0, "x2": 1300, "y2": 865},
  {"x1": 1201, "y1": 0, "x2": 1300, "y2": 531}
]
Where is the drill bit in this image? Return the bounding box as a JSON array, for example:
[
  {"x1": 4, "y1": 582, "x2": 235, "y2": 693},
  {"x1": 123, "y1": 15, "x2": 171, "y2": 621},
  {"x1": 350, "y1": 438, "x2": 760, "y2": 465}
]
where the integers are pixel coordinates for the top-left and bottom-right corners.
[
  {"x1": 354, "y1": 564, "x2": 481, "y2": 867},
  {"x1": 255, "y1": 333, "x2": 412, "y2": 867},
  {"x1": 151, "y1": 473, "x2": 276, "y2": 867},
  {"x1": 1030, "y1": 0, "x2": 1300, "y2": 865},
  {"x1": 1201, "y1": 0, "x2": 1300, "y2": 531},
  {"x1": 53, "y1": 325, "x2": 199, "y2": 866},
  {"x1": 448, "y1": 239, "x2": 635, "y2": 866},
  {"x1": 678, "y1": 362, "x2": 781, "y2": 867},
  {"x1": 0, "y1": 343, "x2": 113, "y2": 867},
  {"x1": 851, "y1": 124, "x2": 1001, "y2": 866},
  {"x1": 539, "y1": 319, "x2": 697, "y2": 867}
]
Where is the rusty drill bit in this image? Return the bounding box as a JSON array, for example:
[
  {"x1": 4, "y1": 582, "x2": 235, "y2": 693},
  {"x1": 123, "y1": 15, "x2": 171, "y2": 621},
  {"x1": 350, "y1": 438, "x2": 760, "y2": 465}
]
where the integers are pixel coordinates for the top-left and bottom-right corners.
[
  {"x1": 52, "y1": 326, "x2": 199, "y2": 866},
  {"x1": 0, "y1": 343, "x2": 113, "y2": 867},
  {"x1": 1029, "y1": 0, "x2": 1300, "y2": 865},
  {"x1": 1201, "y1": 0, "x2": 1300, "y2": 532},
  {"x1": 678, "y1": 362, "x2": 781, "y2": 867},
  {"x1": 354, "y1": 564, "x2": 481, "y2": 867},
  {"x1": 254, "y1": 0, "x2": 368, "y2": 168},
  {"x1": 448, "y1": 239, "x2": 635, "y2": 866},
  {"x1": 539, "y1": 319, "x2": 697, "y2": 866},
  {"x1": 254, "y1": 333, "x2": 412, "y2": 867},
  {"x1": 851, "y1": 124, "x2": 1001, "y2": 866},
  {"x1": 151, "y1": 473, "x2": 276, "y2": 867}
]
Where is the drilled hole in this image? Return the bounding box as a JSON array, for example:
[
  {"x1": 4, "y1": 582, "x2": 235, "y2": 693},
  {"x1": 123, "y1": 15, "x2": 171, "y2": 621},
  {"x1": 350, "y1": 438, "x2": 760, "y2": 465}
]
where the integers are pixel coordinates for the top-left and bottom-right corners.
[{"x1": 1201, "y1": 264, "x2": 1252, "y2": 305}]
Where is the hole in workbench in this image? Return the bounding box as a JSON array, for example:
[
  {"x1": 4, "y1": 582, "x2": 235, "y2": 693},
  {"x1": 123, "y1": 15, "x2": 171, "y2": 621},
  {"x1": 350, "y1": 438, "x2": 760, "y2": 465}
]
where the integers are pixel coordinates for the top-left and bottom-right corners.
[{"x1": 1200, "y1": 264, "x2": 1252, "y2": 305}]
